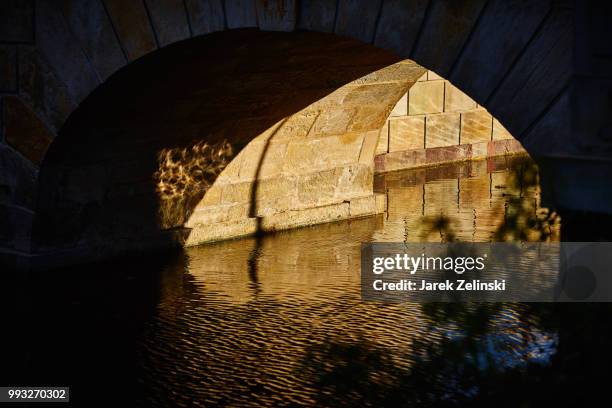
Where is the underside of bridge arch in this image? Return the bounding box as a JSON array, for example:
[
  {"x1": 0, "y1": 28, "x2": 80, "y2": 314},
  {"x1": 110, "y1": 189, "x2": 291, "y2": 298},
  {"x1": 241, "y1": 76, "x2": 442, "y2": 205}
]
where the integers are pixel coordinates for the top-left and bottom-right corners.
[
  {"x1": 32, "y1": 30, "x2": 424, "y2": 259},
  {"x1": 2, "y1": 1, "x2": 609, "y2": 268}
]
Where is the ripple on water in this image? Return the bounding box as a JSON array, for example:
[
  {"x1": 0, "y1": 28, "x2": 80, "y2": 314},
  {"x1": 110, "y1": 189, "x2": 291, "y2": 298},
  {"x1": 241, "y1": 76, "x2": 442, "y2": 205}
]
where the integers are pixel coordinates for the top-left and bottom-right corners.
[{"x1": 130, "y1": 156, "x2": 560, "y2": 406}]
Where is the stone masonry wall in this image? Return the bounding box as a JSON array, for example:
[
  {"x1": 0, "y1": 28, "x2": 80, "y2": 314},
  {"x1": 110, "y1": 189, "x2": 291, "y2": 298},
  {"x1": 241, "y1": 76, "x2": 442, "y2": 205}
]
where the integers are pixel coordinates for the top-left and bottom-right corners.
[
  {"x1": 184, "y1": 61, "x2": 425, "y2": 245},
  {"x1": 374, "y1": 70, "x2": 523, "y2": 173},
  {"x1": 1, "y1": 1, "x2": 41, "y2": 253}
]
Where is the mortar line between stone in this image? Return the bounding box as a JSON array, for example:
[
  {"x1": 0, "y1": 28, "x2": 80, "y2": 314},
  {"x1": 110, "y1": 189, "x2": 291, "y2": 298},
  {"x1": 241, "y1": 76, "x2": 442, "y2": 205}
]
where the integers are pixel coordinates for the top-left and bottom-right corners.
[
  {"x1": 371, "y1": 0, "x2": 385, "y2": 44},
  {"x1": 182, "y1": 0, "x2": 194, "y2": 38},
  {"x1": 448, "y1": 0, "x2": 491, "y2": 81},
  {"x1": 58, "y1": 5, "x2": 103, "y2": 83},
  {"x1": 485, "y1": 7, "x2": 554, "y2": 106},
  {"x1": 142, "y1": 0, "x2": 161, "y2": 49},
  {"x1": 458, "y1": 113, "x2": 462, "y2": 146},
  {"x1": 332, "y1": 0, "x2": 340, "y2": 33},
  {"x1": 101, "y1": 0, "x2": 129, "y2": 63},
  {"x1": 15, "y1": 47, "x2": 20, "y2": 95},
  {"x1": 220, "y1": 0, "x2": 229, "y2": 30},
  {"x1": 517, "y1": 80, "x2": 569, "y2": 141},
  {"x1": 409, "y1": 0, "x2": 433, "y2": 58},
  {"x1": 31, "y1": 0, "x2": 36, "y2": 45}
]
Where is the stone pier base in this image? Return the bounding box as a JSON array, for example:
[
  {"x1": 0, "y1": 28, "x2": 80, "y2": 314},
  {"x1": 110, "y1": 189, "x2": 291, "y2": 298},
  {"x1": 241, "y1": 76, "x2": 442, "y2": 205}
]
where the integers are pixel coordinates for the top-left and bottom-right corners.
[{"x1": 184, "y1": 193, "x2": 386, "y2": 246}]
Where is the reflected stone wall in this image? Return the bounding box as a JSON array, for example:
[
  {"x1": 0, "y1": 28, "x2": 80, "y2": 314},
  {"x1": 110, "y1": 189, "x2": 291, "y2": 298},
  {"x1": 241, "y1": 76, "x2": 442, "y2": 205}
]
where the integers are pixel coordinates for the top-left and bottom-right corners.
[{"x1": 373, "y1": 156, "x2": 560, "y2": 244}]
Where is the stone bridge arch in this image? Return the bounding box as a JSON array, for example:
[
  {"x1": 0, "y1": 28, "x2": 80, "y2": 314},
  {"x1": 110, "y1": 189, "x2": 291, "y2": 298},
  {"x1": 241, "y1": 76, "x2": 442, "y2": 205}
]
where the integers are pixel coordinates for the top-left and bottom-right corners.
[
  {"x1": 35, "y1": 30, "x2": 423, "y2": 258},
  {"x1": 0, "y1": 0, "x2": 607, "y2": 266}
]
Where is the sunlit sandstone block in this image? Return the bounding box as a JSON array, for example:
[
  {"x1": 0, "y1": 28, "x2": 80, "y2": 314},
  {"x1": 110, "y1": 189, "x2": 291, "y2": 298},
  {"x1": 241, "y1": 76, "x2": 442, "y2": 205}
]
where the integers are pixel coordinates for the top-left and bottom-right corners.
[
  {"x1": 408, "y1": 80, "x2": 444, "y2": 115},
  {"x1": 493, "y1": 118, "x2": 514, "y2": 140},
  {"x1": 425, "y1": 112, "x2": 460, "y2": 148},
  {"x1": 374, "y1": 141, "x2": 525, "y2": 174},
  {"x1": 184, "y1": 193, "x2": 386, "y2": 246},
  {"x1": 375, "y1": 121, "x2": 389, "y2": 155},
  {"x1": 297, "y1": 164, "x2": 372, "y2": 208},
  {"x1": 471, "y1": 141, "x2": 489, "y2": 159},
  {"x1": 389, "y1": 93, "x2": 408, "y2": 117},
  {"x1": 488, "y1": 139, "x2": 525, "y2": 157},
  {"x1": 345, "y1": 82, "x2": 408, "y2": 108},
  {"x1": 444, "y1": 82, "x2": 477, "y2": 112},
  {"x1": 427, "y1": 70, "x2": 443, "y2": 80},
  {"x1": 352, "y1": 60, "x2": 425, "y2": 85},
  {"x1": 461, "y1": 110, "x2": 492, "y2": 145},
  {"x1": 425, "y1": 144, "x2": 471, "y2": 164},
  {"x1": 378, "y1": 149, "x2": 426, "y2": 172},
  {"x1": 283, "y1": 133, "x2": 364, "y2": 174},
  {"x1": 349, "y1": 195, "x2": 376, "y2": 216},
  {"x1": 359, "y1": 131, "x2": 381, "y2": 163},
  {"x1": 238, "y1": 140, "x2": 288, "y2": 180},
  {"x1": 389, "y1": 116, "x2": 425, "y2": 151}
]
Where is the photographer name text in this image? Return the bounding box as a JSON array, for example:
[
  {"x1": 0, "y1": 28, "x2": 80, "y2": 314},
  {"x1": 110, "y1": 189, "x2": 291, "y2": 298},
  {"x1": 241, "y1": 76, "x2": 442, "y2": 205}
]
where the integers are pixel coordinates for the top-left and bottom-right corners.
[{"x1": 372, "y1": 279, "x2": 506, "y2": 292}]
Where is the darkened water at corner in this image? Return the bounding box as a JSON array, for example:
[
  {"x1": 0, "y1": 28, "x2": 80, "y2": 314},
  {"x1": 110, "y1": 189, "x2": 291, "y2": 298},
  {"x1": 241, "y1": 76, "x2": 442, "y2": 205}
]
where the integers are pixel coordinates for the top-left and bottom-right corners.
[{"x1": 2, "y1": 155, "x2": 612, "y2": 407}]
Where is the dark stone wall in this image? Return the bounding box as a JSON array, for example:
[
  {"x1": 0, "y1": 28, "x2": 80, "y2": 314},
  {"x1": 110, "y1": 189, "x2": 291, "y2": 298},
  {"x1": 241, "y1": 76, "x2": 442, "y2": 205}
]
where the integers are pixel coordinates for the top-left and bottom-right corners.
[{"x1": 0, "y1": 1, "x2": 581, "y2": 161}]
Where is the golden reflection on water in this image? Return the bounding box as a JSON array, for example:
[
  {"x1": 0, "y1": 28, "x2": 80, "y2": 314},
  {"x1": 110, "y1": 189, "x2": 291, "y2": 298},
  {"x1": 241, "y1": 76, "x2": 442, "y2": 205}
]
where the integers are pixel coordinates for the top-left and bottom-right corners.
[
  {"x1": 141, "y1": 155, "x2": 559, "y2": 406},
  {"x1": 183, "y1": 155, "x2": 558, "y2": 302}
]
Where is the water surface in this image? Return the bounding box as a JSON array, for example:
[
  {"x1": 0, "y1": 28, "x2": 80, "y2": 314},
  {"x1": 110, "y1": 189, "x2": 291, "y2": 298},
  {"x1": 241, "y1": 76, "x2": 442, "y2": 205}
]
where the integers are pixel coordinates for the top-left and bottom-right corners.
[{"x1": 4, "y1": 155, "x2": 610, "y2": 407}]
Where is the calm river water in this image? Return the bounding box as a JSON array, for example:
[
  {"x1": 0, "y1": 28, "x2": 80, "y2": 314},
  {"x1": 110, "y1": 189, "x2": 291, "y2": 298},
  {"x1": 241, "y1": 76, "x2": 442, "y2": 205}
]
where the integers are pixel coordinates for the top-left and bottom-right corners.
[{"x1": 3, "y1": 155, "x2": 611, "y2": 407}]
